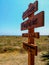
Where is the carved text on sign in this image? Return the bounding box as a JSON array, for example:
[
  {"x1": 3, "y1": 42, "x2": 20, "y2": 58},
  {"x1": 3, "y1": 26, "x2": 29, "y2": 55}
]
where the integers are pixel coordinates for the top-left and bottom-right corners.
[
  {"x1": 22, "y1": 32, "x2": 39, "y2": 38},
  {"x1": 21, "y1": 11, "x2": 44, "y2": 30},
  {"x1": 22, "y1": 18, "x2": 37, "y2": 28}
]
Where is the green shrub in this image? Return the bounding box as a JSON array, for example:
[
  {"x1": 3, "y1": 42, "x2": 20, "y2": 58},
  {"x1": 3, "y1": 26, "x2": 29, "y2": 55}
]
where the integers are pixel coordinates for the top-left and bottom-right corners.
[{"x1": 41, "y1": 51, "x2": 49, "y2": 65}]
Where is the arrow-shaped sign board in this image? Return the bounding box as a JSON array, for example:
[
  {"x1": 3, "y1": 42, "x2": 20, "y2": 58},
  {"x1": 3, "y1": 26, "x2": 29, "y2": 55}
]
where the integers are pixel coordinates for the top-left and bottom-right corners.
[
  {"x1": 22, "y1": 1, "x2": 38, "y2": 20},
  {"x1": 21, "y1": 11, "x2": 44, "y2": 30},
  {"x1": 22, "y1": 32, "x2": 39, "y2": 38},
  {"x1": 23, "y1": 43, "x2": 37, "y2": 56}
]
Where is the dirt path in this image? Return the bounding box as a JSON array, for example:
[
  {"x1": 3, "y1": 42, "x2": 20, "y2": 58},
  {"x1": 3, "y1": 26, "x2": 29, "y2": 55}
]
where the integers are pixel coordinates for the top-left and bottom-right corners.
[{"x1": 0, "y1": 51, "x2": 45, "y2": 65}]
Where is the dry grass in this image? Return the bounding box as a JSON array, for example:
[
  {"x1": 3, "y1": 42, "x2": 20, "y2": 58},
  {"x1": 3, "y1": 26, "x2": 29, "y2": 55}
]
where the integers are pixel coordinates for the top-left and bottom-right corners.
[
  {"x1": 0, "y1": 36, "x2": 28, "y2": 53},
  {"x1": 0, "y1": 35, "x2": 49, "y2": 53},
  {"x1": 0, "y1": 35, "x2": 49, "y2": 65},
  {"x1": 0, "y1": 51, "x2": 46, "y2": 65}
]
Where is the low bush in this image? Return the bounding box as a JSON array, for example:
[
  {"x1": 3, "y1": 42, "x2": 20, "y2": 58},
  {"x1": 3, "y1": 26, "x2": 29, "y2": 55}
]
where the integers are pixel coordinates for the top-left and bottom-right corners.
[{"x1": 41, "y1": 51, "x2": 49, "y2": 65}]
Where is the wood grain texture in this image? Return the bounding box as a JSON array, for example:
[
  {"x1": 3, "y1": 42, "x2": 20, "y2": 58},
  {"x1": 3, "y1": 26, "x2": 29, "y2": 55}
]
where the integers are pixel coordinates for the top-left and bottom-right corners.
[
  {"x1": 22, "y1": 1, "x2": 38, "y2": 20},
  {"x1": 23, "y1": 42, "x2": 37, "y2": 56},
  {"x1": 22, "y1": 32, "x2": 39, "y2": 38},
  {"x1": 21, "y1": 11, "x2": 44, "y2": 30}
]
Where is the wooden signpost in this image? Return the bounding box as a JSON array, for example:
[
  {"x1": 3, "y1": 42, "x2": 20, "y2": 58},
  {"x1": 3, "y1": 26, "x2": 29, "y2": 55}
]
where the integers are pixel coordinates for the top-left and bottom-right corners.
[
  {"x1": 22, "y1": 1, "x2": 38, "y2": 20},
  {"x1": 21, "y1": 1, "x2": 44, "y2": 65}
]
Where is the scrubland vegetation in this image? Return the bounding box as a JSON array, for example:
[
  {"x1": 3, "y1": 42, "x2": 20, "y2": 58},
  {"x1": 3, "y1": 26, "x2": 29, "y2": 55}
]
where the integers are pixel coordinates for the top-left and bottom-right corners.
[{"x1": 0, "y1": 35, "x2": 49, "y2": 65}]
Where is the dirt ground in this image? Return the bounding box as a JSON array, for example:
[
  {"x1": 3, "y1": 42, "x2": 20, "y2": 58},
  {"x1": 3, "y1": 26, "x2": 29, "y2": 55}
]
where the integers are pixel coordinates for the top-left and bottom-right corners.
[{"x1": 0, "y1": 51, "x2": 45, "y2": 65}]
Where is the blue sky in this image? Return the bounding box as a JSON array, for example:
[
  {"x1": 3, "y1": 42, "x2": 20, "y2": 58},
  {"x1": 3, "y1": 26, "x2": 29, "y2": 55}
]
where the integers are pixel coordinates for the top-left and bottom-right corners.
[{"x1": 0, "y1": 0, "x2": 49, "y2": 35}]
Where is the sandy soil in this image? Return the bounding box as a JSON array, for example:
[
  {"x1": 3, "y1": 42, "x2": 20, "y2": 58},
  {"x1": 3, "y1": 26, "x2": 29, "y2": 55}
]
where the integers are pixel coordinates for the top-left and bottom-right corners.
[{"x1": 0, "y1": 51, "x2": 45, "y2": 65}]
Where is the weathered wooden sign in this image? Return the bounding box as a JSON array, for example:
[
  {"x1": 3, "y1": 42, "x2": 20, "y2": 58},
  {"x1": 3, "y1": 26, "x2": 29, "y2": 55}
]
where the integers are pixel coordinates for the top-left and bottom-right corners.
[
  {"x1": 21, "y1": 11, "x2": 44, "y2": 30},
  {"x1": 21, "y1": 1, "x2": 44, "y2": 65},
  {"x1": 22, "y1": 1, "x2": 38, "y2": 20},
  {"x1": 23, "y1": 43, "x2": 37, "y2": 56},
  {"x1": 22, "y1": 32, "x2": 39, "y2": 38}
]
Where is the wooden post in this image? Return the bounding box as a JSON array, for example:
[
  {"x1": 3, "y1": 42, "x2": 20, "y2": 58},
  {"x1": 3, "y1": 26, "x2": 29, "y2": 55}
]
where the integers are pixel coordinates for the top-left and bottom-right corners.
[{"x1": 28, "y1": 28, "x2": 35, "y2": 65}]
